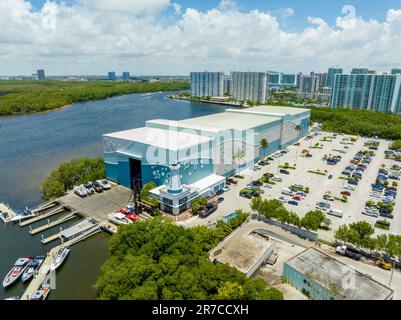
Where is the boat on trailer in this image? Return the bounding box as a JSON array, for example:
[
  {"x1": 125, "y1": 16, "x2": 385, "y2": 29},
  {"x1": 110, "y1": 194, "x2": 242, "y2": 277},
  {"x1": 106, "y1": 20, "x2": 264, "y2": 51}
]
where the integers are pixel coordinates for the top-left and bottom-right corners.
[{"x1": 108, "y1": 212, "x2": 133, "y2": 225}]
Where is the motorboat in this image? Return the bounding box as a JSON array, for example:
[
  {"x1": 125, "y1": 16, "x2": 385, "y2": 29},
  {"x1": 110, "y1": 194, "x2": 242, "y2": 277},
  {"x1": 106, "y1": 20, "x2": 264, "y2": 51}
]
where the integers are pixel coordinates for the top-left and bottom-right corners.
[
  {"x1": 21, "y1": 256, "x2": 45, "y2": 283},
  {"x1": 50, "y1": 246, "x2": 71, "y2": 271},
  {"x1": 9, "y1": 208, "x2": 36, "y2": 223},
  {"x1": 3, "y1": 257, "x2": 32, "y2": 288},
  {"x1": 108, "y1": 212, "x2": 133, "y2": 225},
  {"x1": 29, "y1": 284, "x2": 51, "y2": 301},
  {"x1": 0, "y1": 203, "x2": 17, "y2": 223}
]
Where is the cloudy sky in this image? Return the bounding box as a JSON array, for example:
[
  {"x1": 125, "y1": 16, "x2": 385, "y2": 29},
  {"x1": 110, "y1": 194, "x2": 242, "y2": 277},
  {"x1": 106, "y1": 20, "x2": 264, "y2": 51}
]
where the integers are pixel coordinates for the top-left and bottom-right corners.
[{"x1": 1, "y1": 0, "x2": 401, "y2": 76}]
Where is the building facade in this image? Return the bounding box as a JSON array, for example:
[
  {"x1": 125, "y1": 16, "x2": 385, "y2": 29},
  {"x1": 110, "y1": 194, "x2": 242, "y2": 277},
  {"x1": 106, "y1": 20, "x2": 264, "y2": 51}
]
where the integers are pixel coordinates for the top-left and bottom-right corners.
[
  {"x1": 108, "y1": 72, "x2": 116, "y2": 81},
  {"x1": 351, "y1": 68, "x2": 369, "y2": 75},
  {"x1": 330, "y1": 74, "x2": 401, "y2": 114},
  {"x1": 103, "y1": 106, "x2": 310, "y2": 203},
  {"x1": 231, "y1": 72, "x2": 267, "y2": 103},
  {"x1": 283, "y1": 248, "x2": 394, "y2": 300},
  {"x1": 299, "y1": 74, "x2": 320, "y2": 93},
  {"x1": 327, "y1": 67, "x2": 343, "y2": 88},
  {"x1": 37, "y1": 69, "x2": 46, "y2": 80},
  {"x1": 190, "y1": 72, "x2": 225, "y2": 98},
  {"x1": 122, "y1": 72, "x2": 130, "y2": 81},
  {"x1": 391, "y1": 68, "x2": 401, "y2": 75}
]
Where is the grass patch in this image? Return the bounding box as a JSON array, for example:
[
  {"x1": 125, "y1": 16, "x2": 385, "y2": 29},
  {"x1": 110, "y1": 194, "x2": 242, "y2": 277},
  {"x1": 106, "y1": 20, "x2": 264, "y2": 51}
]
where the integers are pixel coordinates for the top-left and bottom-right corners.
[{"x1": 308, "y1": 170, "x2": 327, "y2": 176}]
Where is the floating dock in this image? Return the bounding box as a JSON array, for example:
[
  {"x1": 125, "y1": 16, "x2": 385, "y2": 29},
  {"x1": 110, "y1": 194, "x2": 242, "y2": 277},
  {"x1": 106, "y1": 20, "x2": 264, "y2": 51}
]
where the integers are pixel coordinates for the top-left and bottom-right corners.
[
  {"x1": 19, "y1": 206, "x2": 65, "y2": 227},
  {"x1": 32, "y1": 201, "x2": 58, "y2": 214},
  {"x1": 41, "y1": 218, "x2": 100, "y2": 244},
  {"x1": 29, "y1": 212, "x2": 77, "y2": 235}
]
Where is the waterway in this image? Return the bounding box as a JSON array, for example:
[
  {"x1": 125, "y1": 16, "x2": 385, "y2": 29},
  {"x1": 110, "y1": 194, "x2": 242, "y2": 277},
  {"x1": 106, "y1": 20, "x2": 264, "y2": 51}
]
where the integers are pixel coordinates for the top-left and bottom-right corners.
[{"x1": 0, "y1": 92, "x2": 227, "y2": 300}]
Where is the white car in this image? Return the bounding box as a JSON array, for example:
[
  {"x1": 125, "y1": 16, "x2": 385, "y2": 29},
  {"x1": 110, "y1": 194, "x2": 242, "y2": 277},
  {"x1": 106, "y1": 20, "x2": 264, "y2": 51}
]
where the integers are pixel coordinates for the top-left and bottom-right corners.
[
  {"x1": 344, "y1": 184, "x2": 356, "y2": 191},
  {"x1": 271, "y1": 177, "x2": 283, "y2": 182},
  {"x1": 223, "y1": 186, "x2": 231, "y2": 192},
  {"x1": 74, "y1": 185, "x2": 88, "y2": 198},
  {"x1": 97, "y1": 180, "x2": 112, "y2": 190},
  {"x1": 263, "y1": 183, "x2": 272, "y2": 189},
  {"x1": 277, "y1": 196, "x2": 288, "y2": 203},
  {"x1": 370, "y1": 191, "x2": 382, "y2": 198},
  {"x1": 362, "y1": 209, "x2": 378, "y2": 218}
]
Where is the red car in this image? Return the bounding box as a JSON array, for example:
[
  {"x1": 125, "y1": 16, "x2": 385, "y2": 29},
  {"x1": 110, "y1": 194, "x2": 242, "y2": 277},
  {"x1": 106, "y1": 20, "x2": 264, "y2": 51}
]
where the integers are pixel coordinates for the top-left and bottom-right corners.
[
  {"x1": 341, "y1": 191, "x2": 351, "y2": 197},
  {"x1": 125, "y1": 213, "x2": 140, "y2": 222},
  {"x1": 387, "y1": 187, "x2": 397, "y2": 192},
  {"x1": 292, "y1": 196, "x2": 301, "y2": 201}
]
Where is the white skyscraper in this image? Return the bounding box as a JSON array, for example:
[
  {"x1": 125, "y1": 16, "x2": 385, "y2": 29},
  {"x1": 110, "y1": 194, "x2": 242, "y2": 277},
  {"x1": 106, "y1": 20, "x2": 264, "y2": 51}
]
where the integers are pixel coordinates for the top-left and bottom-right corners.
[
  {"x1": 190, "y1": 72, "x2": 225, "y2": 98},
  {"x1": 231, "y1": 72, "x2": 267, "y2": 103}
]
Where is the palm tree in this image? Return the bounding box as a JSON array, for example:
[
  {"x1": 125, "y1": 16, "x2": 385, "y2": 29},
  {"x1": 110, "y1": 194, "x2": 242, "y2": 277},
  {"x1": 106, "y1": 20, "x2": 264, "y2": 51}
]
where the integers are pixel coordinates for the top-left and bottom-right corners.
[{"x1": 259, "y1": 138, "x2": 269, "y2": 158}]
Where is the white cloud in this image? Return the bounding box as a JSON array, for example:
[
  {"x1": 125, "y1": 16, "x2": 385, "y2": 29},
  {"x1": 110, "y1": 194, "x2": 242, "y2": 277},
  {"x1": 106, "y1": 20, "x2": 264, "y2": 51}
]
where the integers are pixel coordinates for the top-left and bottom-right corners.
[
  {"x1": 0, "y1": 0, "x2": 401, "y2": 75},
  {"x1": 282, "y1": 8, "x2": 295, "y2": 18}
]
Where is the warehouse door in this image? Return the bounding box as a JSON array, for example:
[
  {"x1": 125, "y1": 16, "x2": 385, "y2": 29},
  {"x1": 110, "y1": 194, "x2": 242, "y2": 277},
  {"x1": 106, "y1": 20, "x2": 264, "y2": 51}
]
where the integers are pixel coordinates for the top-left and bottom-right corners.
[{"x1": 129, "y1": 158, "x2": 142, "y2": 189}]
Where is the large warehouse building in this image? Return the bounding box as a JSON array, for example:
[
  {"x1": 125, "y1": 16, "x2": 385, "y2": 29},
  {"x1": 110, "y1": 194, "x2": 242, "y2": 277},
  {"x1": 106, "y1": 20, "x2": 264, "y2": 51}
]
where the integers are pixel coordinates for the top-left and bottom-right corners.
[
  {"x1": 103, "y1": 105, "x2": 310, "y2": 214},
  {"x1": 283, "y1": 248, "x2": 394, "y2": 300}
]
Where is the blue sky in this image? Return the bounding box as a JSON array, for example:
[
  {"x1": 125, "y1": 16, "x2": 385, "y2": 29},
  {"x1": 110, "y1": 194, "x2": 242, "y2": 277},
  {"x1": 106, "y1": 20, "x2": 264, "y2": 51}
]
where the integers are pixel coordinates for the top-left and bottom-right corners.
[
  {"x1": 29, "y1": 0, "x2": 401, "y2": 30},
  {"x1": 2, "y1": 0, "x2": 401, "y2": 75}
]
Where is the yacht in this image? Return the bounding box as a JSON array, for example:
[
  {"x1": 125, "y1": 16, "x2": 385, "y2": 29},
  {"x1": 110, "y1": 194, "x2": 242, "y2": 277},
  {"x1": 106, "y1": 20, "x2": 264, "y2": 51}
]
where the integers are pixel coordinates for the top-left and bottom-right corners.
[
  {"x1": 3, "y1": 257, "x2": 32, "y2": 288},
  {"x1": 108, "y1": 212, "x2": 133, "y2": 225},
  {"x1": 21, "y1": 256, "x2": 45, "y2": 283},
  {"x1": 50, "y1": 246, "x2": 71, "y2": 271}
]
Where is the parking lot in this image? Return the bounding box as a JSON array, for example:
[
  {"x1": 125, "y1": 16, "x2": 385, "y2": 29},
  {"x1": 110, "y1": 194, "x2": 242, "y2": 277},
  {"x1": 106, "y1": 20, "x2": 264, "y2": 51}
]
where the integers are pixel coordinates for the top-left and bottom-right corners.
[{"x1": 189, "y1": 131, "x2": 401, "y2": 242}]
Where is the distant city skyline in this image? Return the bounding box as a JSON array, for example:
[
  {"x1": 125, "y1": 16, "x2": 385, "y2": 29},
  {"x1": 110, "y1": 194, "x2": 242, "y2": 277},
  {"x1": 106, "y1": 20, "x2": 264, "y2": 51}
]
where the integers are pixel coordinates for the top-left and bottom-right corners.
[{"x1": 1, "y1": 0, "x2": 401, "y2": 75}]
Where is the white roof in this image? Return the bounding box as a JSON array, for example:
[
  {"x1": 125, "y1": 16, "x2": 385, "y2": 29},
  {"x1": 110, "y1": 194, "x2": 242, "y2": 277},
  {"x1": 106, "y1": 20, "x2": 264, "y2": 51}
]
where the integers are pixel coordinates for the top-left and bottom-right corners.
[
  {"x1": 190, "y1": 174, "x2": 226, "y2": 193},
  {"x1": 104, "y1": 127, "x2": 212, "y2": 151}
]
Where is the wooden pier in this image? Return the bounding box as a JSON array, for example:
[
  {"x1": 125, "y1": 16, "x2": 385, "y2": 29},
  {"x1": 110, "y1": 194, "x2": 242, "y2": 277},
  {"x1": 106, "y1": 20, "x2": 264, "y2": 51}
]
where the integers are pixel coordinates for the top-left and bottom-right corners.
[
  {"x1": 19, "y1": 206, "x2": 65, "y2": 227},
  {"x1": 29, "y1": 212, "x2": 77, "y2": 235}
]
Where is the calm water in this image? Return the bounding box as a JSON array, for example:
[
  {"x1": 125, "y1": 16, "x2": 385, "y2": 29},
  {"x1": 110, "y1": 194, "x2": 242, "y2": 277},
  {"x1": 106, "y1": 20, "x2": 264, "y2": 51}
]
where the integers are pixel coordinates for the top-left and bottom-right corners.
[{"x1": 0, "y1": 92, "x2": 227, "y2": 300}]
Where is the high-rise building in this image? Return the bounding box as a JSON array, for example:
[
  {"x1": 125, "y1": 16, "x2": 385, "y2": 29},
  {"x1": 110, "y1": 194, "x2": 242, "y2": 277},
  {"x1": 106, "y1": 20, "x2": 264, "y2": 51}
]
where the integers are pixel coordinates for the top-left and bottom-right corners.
[
  {"x1": 231, "y1": 72, "x2": 267, "y2": 103},
  {"x1": 108, "y1": 72, "x2": 116, "y2": 81},
  {"x1": 351, "y1": 68, "x2": 369, "y2": 75},
  {"x1": 190, "y1": 72, "x2": 225, "y2": 98},
  {"x1": 315, "y1": 73, "x2": 328, "y2": 88},
  {"x1": 391, "y1": 68, "x2": 401, "y2": 75},
  {"x1": 282, "y1": 74, "x2": 296, "y2": 86},
  {"x1": 267, "y1": 72, "x2": 281, "y2": 85},
  {"x1": 299, "y1": 74, "x2": 320, "y2": 93},
  {"x1": 330, "y1": 74, "x2": 401, "y2": 114},
  {"x1": 122, "y1": 72, "x2": 130, "y2": 81},
  {"x1": 223, "y1": 78, "x2": 232, "y2": 95},
  {"x1": 327, "y1": 67, "x2": 343, "y2": 88},
  {"x1": 37, "y1": 69, "x2": 46, "y2": 80}
]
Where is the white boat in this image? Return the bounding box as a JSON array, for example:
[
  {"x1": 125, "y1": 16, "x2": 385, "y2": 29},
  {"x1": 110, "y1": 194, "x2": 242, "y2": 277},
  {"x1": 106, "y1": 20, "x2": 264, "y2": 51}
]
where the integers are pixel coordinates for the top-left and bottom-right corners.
[
  {"x1": 3, "y1": 257, "x2": 32, "y2": 288},
  {"x1": 73, "y1": 185, "x2": 88, "y2": 198},
  {"x1": 108, "y1": 212, "x2": 133, "y2": 225},
  {"x1": 9, "y1": 208, "x2": 36, "y2": 223},
  {"x1": 0, "y1": 203, "x2": 18, "y2": 223},
  {"x1": 21, "y1": 256, "x2": 45, "y2": 283},
  {"x1": 29, "y1": 284, "x2": 51, "y2": 300},
  {"x1": 50, "y1": 246, "x2": 71, "y2": 271}
]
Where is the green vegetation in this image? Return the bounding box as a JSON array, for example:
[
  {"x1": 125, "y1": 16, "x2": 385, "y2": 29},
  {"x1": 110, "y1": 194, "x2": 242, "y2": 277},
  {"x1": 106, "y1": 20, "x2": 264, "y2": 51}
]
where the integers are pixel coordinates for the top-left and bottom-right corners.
[
  {"x1": 307, "y1": 170, "x2": 327, "y2": 176},
  {"x1": 392, "y1": 140, "x2": 401, "y2": 150},
  {"x1": 140, "y1": 182, "x2": 160, "y2": 213},
  {"x1": 40, "y1": 157, "x2": 105, "y2": 200},
  {"x1": 95, "y1": 214, "x2": 283, "y2": 300},
  {"x1": 334, "y1": 221, "x2": 401, "y2": 257},
  {"x1": 250, "y1": 197, "x2": 326, "y2": 231},
  {"x1": 190, "y1": 197, "x2": 208, "y2": 215},
  {"x1": 0, "y1": 80, "x2": 189, "y2": 116},
  {"x1": 309, "y1": 106, "x2": 401, "y2": 140}
]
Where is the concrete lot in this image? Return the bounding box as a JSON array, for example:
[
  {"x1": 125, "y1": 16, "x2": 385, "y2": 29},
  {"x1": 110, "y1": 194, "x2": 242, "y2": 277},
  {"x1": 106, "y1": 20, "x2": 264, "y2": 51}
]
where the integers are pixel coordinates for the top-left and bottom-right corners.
[
  {"x1": 57, "y1": 184, "x2": 133, "y2": 222},
  {"x1": 189, "y1": 131, "x2": 400, "y2": 241}
]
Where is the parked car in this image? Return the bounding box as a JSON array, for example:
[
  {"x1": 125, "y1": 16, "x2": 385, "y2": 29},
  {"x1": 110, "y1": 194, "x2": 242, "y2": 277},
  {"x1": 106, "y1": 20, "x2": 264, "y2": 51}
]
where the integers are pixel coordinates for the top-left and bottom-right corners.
[
  {"x1": 216, "y1": 189, "x2": 224, "y2": 196},
  {"x1": 97, "y1": 180, "x2": 112, "y2": 190},
  {"x1": 216, "y1": 197, "x2": 224, "y2": 203},
  {"x1": 328, "y1": 175, "x2": 333, "y2": 179},
  {"x1": 279, "y1": 169, "x2": 290, "y2": 175},
  {"x1": 277, "y1": 196, "x2": 287, "y2": 204},
  {"x1": 341, "y1": 191, "x2": 351, "y2": 197},
  {"x1": 292, "y1": 196, "x2": 301, "y2": 202},
  {"x1": 323, "y1": 194, "x2": 335, "y2": 202},
  {"x1": 223, "y1": 186, "x2": 231, "y2": 192},
  {"x1": 288, "y1": 200, "x2": 299, "y2": 206},
  {"x1": 271, "y1": 177, "x2": 283, "y2": 182}
]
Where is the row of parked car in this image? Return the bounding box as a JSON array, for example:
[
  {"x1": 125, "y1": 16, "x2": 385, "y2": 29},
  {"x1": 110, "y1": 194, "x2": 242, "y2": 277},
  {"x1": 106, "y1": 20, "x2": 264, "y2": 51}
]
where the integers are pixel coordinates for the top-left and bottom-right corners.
[
  {"x1": 278, "y1": 184, "x2": 307, "y2": 206},
  {"x1": 74, "y1": 180, "x2": 112, "y2": 198},
  {"x1": 366, "y1": 167, "x2": 398, "y2": 219},
  {"x1": 341, "y1": 150, "x2": 374, "y2": 191}
]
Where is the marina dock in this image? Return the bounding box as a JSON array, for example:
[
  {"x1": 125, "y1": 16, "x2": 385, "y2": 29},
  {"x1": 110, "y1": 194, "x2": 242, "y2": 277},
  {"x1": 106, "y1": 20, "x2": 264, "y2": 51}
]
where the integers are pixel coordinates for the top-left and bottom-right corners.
[
  {"x1": 29, "y1": 212, "x2": 77, "y2": 235},
  {"x1": 19, "y1": 206, "x2": 65, "y2": 227}
]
